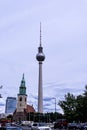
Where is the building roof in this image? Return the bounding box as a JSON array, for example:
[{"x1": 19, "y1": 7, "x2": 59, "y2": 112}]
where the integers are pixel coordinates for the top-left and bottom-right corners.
[{"x1": 26, "y1": 104, "x2": 35, "y2": 113}]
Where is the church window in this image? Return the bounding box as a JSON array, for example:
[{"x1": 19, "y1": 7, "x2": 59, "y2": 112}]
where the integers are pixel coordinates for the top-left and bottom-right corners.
[{"x1": 19, "y1": 97, "x2": 22, "y2": 101}]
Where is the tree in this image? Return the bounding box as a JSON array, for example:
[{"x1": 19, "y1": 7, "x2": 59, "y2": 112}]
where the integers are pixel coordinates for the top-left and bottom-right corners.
[
  {"x1": 7, "y1": 114, "x2": 13, "y2": 122},
  {"x1": 83, "y1": 85, "x2": 87, "y2": 96},
  {"x1": 58, "y1": 93, "x2": 77, "y2": 122},
  {"x1": 82, "y1": 85, "x2": 87, "y2": 121},
  {"x1": 58, "y1": 86, "x2": 87, "y2": 122},
  {"x1": 75, "y1": 95, "x2": 84, "y2": 122}
]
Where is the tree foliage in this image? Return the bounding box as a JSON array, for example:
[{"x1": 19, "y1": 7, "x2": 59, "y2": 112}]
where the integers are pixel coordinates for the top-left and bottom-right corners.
[
  {"x1": 58, "y1": 93, "x2": 77, "y2": 121},
  {"x1": 58, "y1": 86, "x2": 87, "y2": 122}
]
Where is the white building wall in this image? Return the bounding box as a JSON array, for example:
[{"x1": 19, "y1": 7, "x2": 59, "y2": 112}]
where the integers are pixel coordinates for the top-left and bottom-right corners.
[{"x1": 17, "y1": 95, "x2": 27, "y2": 112}]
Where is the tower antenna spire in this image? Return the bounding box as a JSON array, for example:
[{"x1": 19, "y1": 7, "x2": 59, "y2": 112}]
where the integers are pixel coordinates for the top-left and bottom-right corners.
[{"x1": 40, "y1": 22, "x2": 42, "y2": 47}]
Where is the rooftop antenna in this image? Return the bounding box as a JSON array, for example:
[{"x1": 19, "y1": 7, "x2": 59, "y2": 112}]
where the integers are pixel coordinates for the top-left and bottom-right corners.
[{"x1": 40, "y1": 22, "x2": 42, "y2": 47}]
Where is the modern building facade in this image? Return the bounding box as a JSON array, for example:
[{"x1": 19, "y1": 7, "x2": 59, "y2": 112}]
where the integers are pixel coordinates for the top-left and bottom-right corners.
[
  {"x1": 5, "y1": 97, "x2": 17, "y2": 114},
  {"x1": 36, "y1": 23, "x2": 45, "y2": 113}
]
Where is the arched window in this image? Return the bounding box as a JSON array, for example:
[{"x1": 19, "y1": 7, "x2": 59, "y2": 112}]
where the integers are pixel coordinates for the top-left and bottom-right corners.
[
  {"x1": 25, "y1": 97, "x2": 26, "y2": 102},
  {"x1": 19, "y1": 97, "x2": 22, "y2": 101}
]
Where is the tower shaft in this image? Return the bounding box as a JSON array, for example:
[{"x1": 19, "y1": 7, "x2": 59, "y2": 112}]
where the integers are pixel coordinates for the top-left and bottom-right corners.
[{"x1": 38, "y1": 62, "x2": 43, "y2": 113}]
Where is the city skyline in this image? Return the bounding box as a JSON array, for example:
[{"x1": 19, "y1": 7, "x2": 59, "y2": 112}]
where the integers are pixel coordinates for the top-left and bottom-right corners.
[{"x1": 0, "y1": 0, "x2": 87, "y2": 113}]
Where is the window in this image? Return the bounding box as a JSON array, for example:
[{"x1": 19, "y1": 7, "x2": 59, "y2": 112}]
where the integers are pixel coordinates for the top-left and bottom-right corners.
[{"x1": 19, "y1": 97, "x2": 22, "y2": 101}]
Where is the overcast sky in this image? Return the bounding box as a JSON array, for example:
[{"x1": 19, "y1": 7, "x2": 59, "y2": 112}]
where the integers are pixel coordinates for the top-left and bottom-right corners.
[{"x1": 0, "y1": 0, "x2": 87, "y2": 114}]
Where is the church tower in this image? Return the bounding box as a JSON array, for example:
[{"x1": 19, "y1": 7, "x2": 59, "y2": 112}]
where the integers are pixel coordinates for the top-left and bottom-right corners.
[
  {"x1": 17, "y1": 74, "x2": 27, "y2": 112},
  {"x1": 13, "y1": 74, "x2": 35, "y2": 122}
]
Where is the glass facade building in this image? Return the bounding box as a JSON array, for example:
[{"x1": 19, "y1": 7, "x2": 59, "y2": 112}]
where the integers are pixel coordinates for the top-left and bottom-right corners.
[{"x1": 5, "y1": 97, "x2": 17, "y2": 114}]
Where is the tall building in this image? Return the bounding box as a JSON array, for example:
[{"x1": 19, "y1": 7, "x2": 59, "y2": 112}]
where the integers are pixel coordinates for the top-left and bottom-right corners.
[
  {"x1": 36, "y1": 23, "x2": 45, "y2": 113},
  {"x1": 5, "y1": 97, "x2": 17, "y2": 114}
]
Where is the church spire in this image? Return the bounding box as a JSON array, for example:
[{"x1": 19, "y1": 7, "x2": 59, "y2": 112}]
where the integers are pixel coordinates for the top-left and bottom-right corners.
[
  {"x1": 19, "y1": 74, "x2": 26, "y2": 95},
  {"x1": 21, "y1": 73, "x2": 25, "y2": 87}
]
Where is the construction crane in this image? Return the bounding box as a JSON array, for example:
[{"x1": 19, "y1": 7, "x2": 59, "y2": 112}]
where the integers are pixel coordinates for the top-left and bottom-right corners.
[{"x1": 0, "y1": 85, "x2": 3, "y2": 98}]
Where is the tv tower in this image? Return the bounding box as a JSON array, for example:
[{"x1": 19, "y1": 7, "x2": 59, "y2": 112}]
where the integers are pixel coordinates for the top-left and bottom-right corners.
[{"x1": 36, "y1": 23, "x2": 45, "y2": 113}]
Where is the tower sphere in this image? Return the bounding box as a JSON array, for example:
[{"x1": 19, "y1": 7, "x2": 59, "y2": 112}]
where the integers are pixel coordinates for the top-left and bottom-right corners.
[
  {"x1": 36, "y1": 52, "x2": 45, "y2": 62},
  {"x1": 36, "y1": 46, "x2": 45, "y2": 62}
]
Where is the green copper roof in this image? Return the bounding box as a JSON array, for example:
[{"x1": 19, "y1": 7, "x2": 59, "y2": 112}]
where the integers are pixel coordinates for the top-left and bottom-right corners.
[
  {"x1": 19, "y1": 74, "x2": 26, "y2": 95},
  {"x1": 21, "y1": 73, "x2": 25, "y2": 87}
]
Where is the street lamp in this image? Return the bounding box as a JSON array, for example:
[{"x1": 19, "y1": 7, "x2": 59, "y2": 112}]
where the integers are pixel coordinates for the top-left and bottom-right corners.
[
  {"x1": 52, "y1": 97, "x2": 57, "y2": 121},
  {"x1": 0, "y1": 85, "x2": 3, "y2": 98},
  {"x1": 54, "y1": 98, "x2": 56, "y2": 113},
  {"x1": 52, "y1": 97, "x2": 56, "y2": 113}
]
